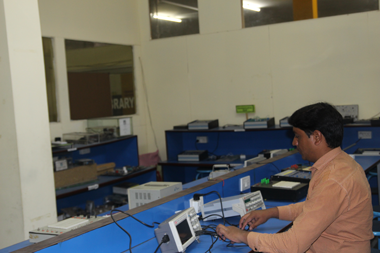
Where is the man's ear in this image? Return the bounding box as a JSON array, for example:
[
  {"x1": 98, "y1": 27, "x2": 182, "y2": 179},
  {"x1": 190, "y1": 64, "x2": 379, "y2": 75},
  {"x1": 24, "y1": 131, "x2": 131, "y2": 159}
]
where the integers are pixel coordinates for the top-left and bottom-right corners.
[{"x1": 313, "y1": 130, "x2": 323, "y2": 145}]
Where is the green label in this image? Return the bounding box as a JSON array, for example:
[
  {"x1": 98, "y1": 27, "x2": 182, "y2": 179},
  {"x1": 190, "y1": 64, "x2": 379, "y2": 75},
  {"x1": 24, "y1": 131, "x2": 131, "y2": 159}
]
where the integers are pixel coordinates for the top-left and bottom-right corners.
[{"x1": 236, "y1": 105, "x2": 255, "y2": 113}]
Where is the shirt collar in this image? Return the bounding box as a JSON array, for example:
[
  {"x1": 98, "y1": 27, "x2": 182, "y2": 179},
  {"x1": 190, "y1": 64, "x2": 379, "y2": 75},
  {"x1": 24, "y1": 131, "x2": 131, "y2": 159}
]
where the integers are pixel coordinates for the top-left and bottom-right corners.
[{"x1": 311, "y1": 147, "x2": 342, "y2": 171}]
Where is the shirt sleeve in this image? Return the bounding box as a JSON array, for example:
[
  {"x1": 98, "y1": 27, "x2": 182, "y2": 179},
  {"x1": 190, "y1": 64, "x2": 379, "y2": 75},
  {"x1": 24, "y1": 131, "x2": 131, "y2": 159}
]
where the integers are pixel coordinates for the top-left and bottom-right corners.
[
  {"x1": 247, "y1": 178, "x2": 349, "y2": 253},
  {"x1": 278, "y1": 202, "x2": 305, "y2": 221}
]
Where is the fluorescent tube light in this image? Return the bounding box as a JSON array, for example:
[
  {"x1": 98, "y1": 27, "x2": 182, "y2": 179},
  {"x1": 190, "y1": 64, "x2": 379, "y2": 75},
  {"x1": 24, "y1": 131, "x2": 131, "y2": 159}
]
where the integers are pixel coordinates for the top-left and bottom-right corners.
[
  {"x1": 243, "y1": 2, "x2": 261, "y2": 12},
  {"x1": 153, "y1": 15, "x2": 182, "y2": 23}
]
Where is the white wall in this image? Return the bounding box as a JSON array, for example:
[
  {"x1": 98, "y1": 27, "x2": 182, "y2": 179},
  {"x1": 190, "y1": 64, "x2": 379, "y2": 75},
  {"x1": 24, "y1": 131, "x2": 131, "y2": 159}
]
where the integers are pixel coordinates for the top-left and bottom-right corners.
[
  {"x1": 39, "y1": 0, "x2": 140, "y2": 44},
  {"x1": 198, "y1": 0, "x2": 243, "y2": 34},
  {"x1": 38, "y1": 0, "x2": 380, "y2": 160},
  {"x1": 137, "y1": 0, "x2": 380, "y2": 159},
  {"x1": 38, "y1": 0, "x2": 158, "y2": 154}
]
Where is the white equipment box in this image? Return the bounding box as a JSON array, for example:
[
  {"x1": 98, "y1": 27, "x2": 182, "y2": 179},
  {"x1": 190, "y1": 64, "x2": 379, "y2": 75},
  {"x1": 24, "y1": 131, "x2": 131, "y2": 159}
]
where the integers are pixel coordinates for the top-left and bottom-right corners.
[
  {"x1": 208, "y1": 164, "x2": 230, "y2": 179},
  {"x1": 201, "y1": 191, "x2": 266, "y2": 221},
  {"x1": 243, "y1": 156, "x2": 267, "y2": 167},
  {"x1": 29, "y1": 216, "x2": 106, "y2": 243},
  {"x1": 128, "y1": 181, "x2": 183, "y2": 209},
  {"x1": 259, "y1": 149, "x2": 288, "y2": 158}
]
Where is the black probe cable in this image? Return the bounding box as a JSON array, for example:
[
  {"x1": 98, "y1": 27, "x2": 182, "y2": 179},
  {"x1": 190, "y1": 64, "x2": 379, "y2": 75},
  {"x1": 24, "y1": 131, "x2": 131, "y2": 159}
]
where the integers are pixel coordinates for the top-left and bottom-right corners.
[
  {"x1": 192, "y1": 190, "x2": 228, "y2": 252},
  {"x1": 200, "y1": 214, "x2": 237, "y2": 226},
  {"x1": 110, "y1": 209, "x2": 161, "y2": 253},
  {"x1": 193, "y1": 191, "x2": 226, "y2": 225},
  {"x1": 154, "y1": 235, "x2": 170, "y2": 253},
  {"x1": 110, "y1": 209, "x2": 133, "y2": 253},
  {"x1": 198, "y1": 221, "x2": 247, "y2": 252},
  {"x1": 205, "y1": 233, "x2": 219, "y2": 253},
  {"x1": 111, "y1": 209, "x2": 160, "y2": 228},
  {"x1": 195, "y1": 226, "x2": 219, "y2": 253}
]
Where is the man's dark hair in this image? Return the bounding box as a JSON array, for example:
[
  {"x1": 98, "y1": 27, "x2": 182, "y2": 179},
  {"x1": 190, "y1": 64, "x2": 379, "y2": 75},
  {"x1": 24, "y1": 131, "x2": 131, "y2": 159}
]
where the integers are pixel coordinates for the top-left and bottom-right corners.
[{"x1": 288, "y1": 102, "x2": 343, "y2": 148}]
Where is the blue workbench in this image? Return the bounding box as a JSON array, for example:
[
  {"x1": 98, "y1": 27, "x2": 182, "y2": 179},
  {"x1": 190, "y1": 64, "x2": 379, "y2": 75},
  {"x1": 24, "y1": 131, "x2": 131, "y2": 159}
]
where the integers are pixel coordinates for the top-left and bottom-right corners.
[{"x1": 4, "y1": 152, "x2": 380, "y2": 253}]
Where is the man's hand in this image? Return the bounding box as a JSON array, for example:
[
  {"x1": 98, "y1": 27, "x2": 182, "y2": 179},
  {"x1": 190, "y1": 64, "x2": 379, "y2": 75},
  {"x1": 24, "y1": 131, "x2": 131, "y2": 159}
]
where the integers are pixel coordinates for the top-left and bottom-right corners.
[
  {"x1": 216, "y1": 224, "x2": 249, "y2": 244},
  {"x1": 239, "y1": 207, "x2": 279, "y2": 230}
]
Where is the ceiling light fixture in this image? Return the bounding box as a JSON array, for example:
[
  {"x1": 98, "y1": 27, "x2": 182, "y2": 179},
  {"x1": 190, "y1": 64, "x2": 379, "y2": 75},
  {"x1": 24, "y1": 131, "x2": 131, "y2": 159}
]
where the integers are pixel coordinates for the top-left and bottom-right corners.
[
  {"x1": 243, "y1": 2, "x2": 261, "y2": 12},
  {"x1": 153, "y1": 15, "x2": 182, "y2": 23}
]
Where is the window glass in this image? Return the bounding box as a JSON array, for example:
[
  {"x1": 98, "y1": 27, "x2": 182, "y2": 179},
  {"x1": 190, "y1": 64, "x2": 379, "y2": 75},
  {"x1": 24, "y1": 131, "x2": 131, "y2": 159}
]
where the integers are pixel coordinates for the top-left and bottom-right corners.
[
  {"x1": 149, "y1": 0, "x2": 199, "y2": 39},
  {"x1": 243, "y1": 0, "x2": 293, "y2": 28},
  {"x1": 318, "y1": 0, "x2": 378, "y2": 18},
  {"x1": 242, "y1": 0, "x2": 378, "y2": 28},
  {"x1": 65, "y1": 40, "x2": 135, "y2": 120},
  {"x1": 42, "y1": 37, "x2": 58, "y2": 122}
]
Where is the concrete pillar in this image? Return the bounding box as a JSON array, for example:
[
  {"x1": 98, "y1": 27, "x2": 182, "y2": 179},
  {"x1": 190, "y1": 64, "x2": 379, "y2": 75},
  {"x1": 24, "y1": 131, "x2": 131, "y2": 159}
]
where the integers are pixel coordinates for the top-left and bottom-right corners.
[{"x1": 0, "y1": 0, "x2": 57, "y2": 248}]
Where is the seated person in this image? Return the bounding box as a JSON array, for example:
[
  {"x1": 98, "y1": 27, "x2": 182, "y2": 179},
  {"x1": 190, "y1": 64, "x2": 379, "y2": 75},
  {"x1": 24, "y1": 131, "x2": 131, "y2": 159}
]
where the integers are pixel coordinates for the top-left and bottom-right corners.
[{"x1": 216, "y1": 102, "x2": 373, "y2": 253}]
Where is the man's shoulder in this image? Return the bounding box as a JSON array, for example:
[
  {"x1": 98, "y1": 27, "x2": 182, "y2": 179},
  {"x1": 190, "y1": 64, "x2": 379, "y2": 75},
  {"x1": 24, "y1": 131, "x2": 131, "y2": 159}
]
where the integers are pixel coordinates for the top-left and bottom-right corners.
[
  {"x1": 326, "y1": 152, "x2": 368, "y2": 190},
  {"x1": 329, "y1": 151, "x2": 361, "y2": 173}
]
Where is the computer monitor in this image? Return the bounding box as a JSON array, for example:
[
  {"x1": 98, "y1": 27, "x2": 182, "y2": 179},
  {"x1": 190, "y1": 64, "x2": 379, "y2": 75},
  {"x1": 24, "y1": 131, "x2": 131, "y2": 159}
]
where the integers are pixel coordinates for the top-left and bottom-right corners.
[{"x1": 154, "y1": 207, "x2": 201, "y2": 253}]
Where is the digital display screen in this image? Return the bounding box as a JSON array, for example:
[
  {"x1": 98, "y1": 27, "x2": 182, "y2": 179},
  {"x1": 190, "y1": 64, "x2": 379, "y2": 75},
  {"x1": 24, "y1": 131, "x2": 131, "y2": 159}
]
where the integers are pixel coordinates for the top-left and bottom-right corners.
[{"x1": 176, "y1": 219, "x2": 192, "y2": 245}]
